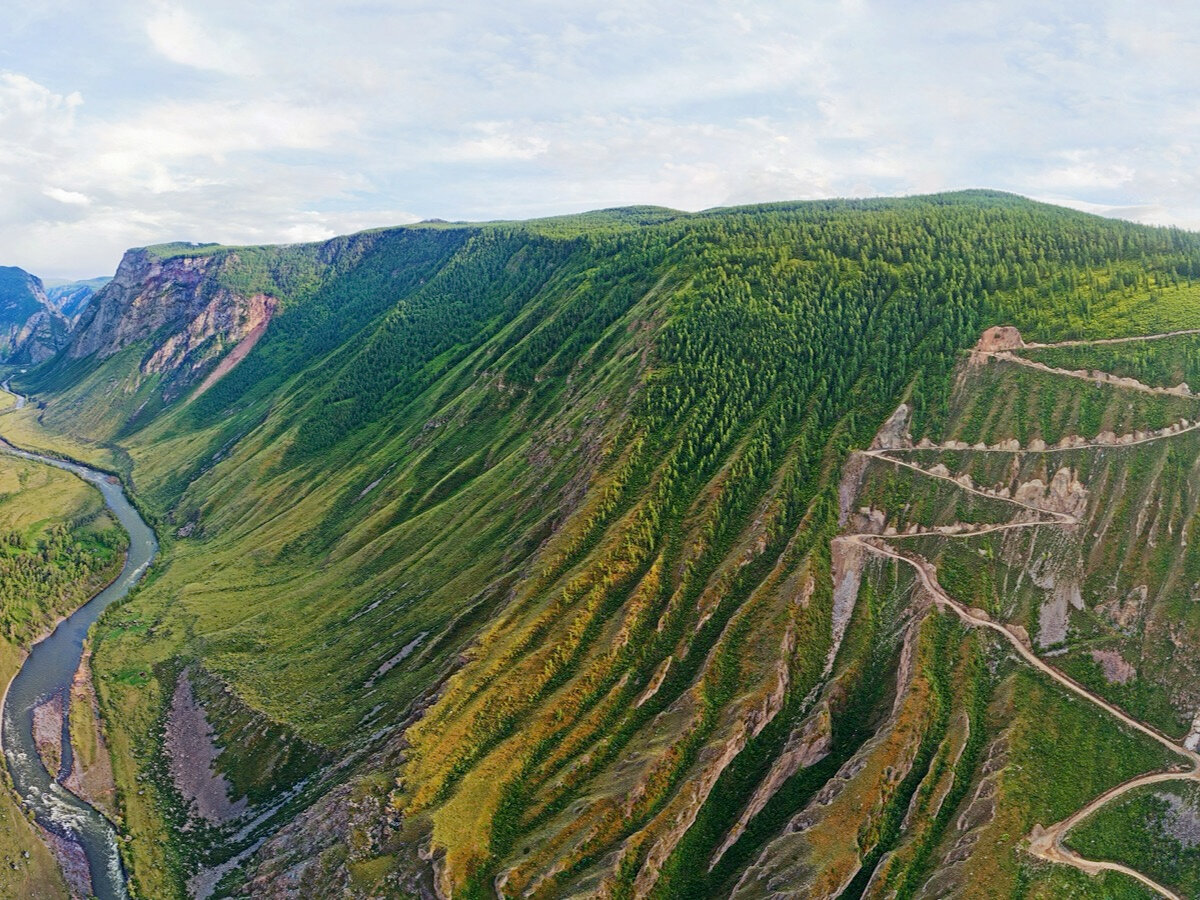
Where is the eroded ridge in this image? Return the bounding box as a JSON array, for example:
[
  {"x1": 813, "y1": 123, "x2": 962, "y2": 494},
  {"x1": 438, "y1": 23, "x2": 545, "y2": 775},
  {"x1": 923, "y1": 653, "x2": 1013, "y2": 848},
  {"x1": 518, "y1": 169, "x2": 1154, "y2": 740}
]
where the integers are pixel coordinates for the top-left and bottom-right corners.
[{"x1": 837, "y1": 328, "x2": 1200, "y2": 898}]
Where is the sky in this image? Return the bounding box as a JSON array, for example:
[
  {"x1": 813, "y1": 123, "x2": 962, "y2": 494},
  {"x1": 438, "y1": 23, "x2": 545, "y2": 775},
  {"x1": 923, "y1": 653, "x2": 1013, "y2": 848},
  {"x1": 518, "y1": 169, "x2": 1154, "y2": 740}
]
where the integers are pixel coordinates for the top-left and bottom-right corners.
[{"x1": 2, "y1": 1, "x2": 1200, "y2": 278}]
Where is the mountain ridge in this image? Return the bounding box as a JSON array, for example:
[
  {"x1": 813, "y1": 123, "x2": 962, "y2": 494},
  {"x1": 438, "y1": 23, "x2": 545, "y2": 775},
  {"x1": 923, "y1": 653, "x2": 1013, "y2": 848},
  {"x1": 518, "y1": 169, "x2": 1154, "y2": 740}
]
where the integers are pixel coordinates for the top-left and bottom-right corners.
[
  {"x1": 8, "y1": 192, "x2": 1200, "y2": 898},
  {"x1": 45, "y1": 277, "x2": 111, "y2": 323}
]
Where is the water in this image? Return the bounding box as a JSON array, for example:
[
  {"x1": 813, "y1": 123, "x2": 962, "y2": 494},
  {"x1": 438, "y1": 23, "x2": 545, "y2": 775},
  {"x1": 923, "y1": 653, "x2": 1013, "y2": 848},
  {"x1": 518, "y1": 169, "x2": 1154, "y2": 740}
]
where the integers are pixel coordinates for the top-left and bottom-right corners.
[{"x1": 0, "y1": 404, "x2": 157, "y2": 899}]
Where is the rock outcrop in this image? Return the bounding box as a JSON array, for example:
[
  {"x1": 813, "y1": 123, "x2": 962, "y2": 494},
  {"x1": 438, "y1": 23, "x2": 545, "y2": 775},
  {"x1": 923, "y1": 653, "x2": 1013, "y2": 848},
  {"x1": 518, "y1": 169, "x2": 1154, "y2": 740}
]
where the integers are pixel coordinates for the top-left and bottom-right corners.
[
  {"x1": 163, "y1": 670, "x2": 248, "y2": 826},
  {"x1": 45, "y1": 277, "x2": 109, "y2": 323},
  {"x1": 974, "y1": 325, "x2": 1025, "y2": 352},
  {"x1": 0, "y1": 266, "x2": 70, "y2": 363},
  {"x1": 31, "y1": 693, "x2": 64, "y2": 778},
  {"x1": 63, "y1": 646, "x2": 118, "y2": 821},
  {"x1": 66, "y1": 249, "x2": 280, "y2": 399}
]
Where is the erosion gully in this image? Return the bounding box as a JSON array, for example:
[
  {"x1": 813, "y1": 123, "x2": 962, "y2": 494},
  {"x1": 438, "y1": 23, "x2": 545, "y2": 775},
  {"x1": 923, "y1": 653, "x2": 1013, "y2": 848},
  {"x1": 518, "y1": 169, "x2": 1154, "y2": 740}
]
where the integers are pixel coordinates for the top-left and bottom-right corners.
[
  {"x1": 0, "y1": 384, "x2": 157, "y2": 900},
  {"x1": 0, "y1": 334, "x2": 1195, "y2": 898},
  {"x1": 838, "y1": 333, "x2": 1200, "y2": 899}
]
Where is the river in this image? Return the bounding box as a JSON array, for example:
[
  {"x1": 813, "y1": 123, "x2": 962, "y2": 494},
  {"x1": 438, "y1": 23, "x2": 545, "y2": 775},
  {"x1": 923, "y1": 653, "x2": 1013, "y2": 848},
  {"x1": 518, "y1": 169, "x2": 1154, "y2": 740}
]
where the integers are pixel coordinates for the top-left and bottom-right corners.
[{"x1": 0, "y1": 386, "x2": 156, "y2": 900}]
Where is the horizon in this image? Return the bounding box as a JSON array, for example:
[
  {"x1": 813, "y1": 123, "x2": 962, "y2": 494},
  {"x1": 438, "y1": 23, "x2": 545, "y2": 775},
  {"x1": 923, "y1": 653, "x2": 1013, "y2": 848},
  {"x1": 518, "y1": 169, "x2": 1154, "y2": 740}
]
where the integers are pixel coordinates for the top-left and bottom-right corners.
[
  {"x1": 23, "y1": 188, "x2": 1194, "y2": 283},
  {"x1": 9, "y1": 7, "x2": 1200, "y2": 899}
]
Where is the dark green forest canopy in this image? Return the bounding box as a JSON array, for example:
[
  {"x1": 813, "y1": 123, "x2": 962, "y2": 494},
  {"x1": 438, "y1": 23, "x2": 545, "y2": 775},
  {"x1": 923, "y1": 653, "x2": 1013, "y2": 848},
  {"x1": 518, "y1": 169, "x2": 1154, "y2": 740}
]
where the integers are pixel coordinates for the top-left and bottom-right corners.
[
  {"x1": 20, "y1": 194, "x2": 1200, "y2": 572},
  {"x1": 39, "y1": 191, "x2": 1200, "y2": 473}
]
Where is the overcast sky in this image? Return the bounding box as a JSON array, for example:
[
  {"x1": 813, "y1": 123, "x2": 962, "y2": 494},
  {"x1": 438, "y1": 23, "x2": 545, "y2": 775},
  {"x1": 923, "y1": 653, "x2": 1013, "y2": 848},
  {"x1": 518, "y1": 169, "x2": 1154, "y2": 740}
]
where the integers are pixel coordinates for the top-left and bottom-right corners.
[{"x1": 2, "y1": 1, "x2": 1198, "y2": 278}]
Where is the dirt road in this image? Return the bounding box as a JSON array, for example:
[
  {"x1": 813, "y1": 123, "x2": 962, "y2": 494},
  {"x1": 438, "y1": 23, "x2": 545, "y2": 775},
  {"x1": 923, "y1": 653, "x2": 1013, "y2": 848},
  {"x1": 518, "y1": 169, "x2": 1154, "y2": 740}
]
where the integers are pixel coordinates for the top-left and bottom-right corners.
[{"x1": 838, "y1": 329, "x2": 1200, "y2": 897}]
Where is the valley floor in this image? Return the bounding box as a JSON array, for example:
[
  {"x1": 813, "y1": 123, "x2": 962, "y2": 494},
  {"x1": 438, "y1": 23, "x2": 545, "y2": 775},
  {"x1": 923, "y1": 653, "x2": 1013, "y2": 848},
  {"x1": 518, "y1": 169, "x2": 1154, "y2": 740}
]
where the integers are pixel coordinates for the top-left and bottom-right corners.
[
  {"x1": 11, "y1": 197, "x2": 1200, "y2": 898},
  {"x1": 0, "y1": 418, "x2": 130, "y2": 898}
]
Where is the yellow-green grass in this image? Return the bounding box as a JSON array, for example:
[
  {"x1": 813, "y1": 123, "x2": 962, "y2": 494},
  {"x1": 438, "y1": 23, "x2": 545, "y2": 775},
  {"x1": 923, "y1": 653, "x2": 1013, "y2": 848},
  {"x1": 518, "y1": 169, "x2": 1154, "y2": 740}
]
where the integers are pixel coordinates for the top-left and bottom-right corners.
[
  {"x1": 949, "y1": 669, "x2": 1177, "y2": 895},
  {"x1": 71, "y1": 315, "x2": 650, "y2": 894},
  {"x1": 93, "y1": 664, "x2": 175, "y2": 899},
  {"x1": 0, "y1": 400, "x2": 121, "y2": 474},
  {"x1": 16, "y1": 193, "x2": 1200, "y2": 895},
  {"x1": 1063, "y1": 778, "x2": 1200, "y2": 897},
  {"x1": 0, "y1": 452, "x2": 104, "y2": 529},
  {"x1": 1016, "y1": 275, "x2": 1200, "y2": 343},
  {"x1": 0, "y1": 454, "x2": 125, "y2": 646},
  {"x1": 66, "y1": 645, "x2": 118, "y2": 822}
]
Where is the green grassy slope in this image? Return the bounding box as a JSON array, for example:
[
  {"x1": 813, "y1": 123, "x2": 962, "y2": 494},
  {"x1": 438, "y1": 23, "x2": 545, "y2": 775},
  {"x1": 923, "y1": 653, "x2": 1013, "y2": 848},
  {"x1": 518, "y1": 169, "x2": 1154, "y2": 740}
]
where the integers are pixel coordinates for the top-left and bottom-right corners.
[
  {"x1": 11, "y1": 191, "x2": 1200, "y2": 896},
  {"x1": 1065, "y1": 779, "x2": 1200, "y2": 896},
  {"x1": 814, "y1": 320, "x2": 1200, "y2": 897}
]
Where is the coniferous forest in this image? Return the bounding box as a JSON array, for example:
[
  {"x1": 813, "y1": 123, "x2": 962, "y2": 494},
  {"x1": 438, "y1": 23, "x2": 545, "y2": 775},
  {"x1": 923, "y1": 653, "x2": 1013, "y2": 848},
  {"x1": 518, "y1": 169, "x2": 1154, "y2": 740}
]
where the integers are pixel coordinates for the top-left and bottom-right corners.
[{"x1": 8, "y1": 192, "x2": 1200, "y2": 897}]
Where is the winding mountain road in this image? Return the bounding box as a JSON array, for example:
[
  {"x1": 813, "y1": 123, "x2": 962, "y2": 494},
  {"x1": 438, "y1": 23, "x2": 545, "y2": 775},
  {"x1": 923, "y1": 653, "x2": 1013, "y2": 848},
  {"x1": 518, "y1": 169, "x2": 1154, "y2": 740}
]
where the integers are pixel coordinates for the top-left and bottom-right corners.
[
  {"x1": 973, "y1": 348, "x2": 1198, "y2": 400},
  {"x1": 838, "y1": 330, "x2": 1200, "y2": 898},
  {"x1": 1023, "y1": 328, "x2": 1200, "y2": 349},
  {"x1": 1026, "y1": 770, "x2": 1194, "y2": 900}
]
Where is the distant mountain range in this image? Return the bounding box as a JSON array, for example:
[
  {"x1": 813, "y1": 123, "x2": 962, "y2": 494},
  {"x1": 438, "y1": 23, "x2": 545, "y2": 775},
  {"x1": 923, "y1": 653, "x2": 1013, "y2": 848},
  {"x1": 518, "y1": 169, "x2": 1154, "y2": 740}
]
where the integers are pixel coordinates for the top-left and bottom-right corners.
[
  {"x1": 44, "y1": 276, "x2": 111, "y2": 323},
  {"x1": 0, "y1": 269, "x2": 109, "y2": 364}
]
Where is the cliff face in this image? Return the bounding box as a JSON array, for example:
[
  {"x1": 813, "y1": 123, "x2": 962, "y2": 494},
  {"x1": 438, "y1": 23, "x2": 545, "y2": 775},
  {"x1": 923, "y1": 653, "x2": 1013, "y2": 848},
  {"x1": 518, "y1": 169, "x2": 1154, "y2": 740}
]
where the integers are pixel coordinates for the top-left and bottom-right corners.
[
  {"x1": 0, "y1": 266, "x2": 70, "y2": 364},
  {"x1": 8, "y1": 307, "x2": 70, "y2": 364},
  {"x1": 67, "y1": 249, "x2": 280, "y2": 398}
]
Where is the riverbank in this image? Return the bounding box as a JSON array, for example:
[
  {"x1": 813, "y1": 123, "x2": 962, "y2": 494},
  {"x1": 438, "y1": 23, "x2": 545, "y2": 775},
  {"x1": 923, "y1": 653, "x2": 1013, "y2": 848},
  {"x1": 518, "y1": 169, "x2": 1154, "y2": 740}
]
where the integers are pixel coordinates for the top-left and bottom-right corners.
[
  {"x1": 0, "y1": 639, "x2": 73, "y2": 898},
  {"x1": 0, "y1": 449, "x2": 130, "y2": 899},
  {"x1": 64, "y1": 644, "x2": 119, "y2": 823},
  {"x1": 0, "y1": 440, "x2": 158, "y2": 900},
  {"x1": 0, "y1": 384, "x2": 120, "y2": 475}
]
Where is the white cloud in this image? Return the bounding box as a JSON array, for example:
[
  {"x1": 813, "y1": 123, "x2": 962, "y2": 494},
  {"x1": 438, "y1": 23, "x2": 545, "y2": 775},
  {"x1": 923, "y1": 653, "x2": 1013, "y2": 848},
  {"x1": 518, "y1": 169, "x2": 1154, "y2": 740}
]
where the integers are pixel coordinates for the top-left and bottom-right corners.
[
  {"x1": 43, "y1": 187, "x2": 90, "y2": 205},
  {"x1": 145, "y1": 2, "x2": 255, "y2": 75},
  {"x1": 0, "y1": 72, "x2": 81, "y2": 153},
  {"x1": 446, "y1": 123, "x2": 550, "y2": 162},
  {"x1": 4, "y1": 0, "x2": 1200, "y2": 277},
  {"x1": 1028, "y1": 152, "x2": 1137, "y2": 192}
]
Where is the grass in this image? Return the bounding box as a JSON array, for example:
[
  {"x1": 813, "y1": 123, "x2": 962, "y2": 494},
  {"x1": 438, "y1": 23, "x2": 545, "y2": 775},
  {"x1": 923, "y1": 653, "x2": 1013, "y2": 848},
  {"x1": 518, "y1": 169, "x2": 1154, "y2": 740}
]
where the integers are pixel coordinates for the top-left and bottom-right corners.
[
  {"x1": 0, "y1": 393, "x2": 122, "y2": 474},
  {"x1": 1013, "y1": 276, "x2": 1200, "y2": 343},
  {"x1": 919, "y1": 354, "x2": 1199, "y2": 446},
  {"x1": 66, "y1": 644, "x2": 118, "y2": 821},
  {"x1": 945, "y1": 668, "x2": 1177, "y2": 897},
  {"x1": 1064, "y1": 779, "x2": 1200, "y2": 896},
  {"x1": 1023, "y1": 333, "x2": 1200, "y2": 391},
  {"x1": 0, "y1": 640, "x2": 71, "y2": 899},
  {"x1": 818, "y1": 328, "x2": 1200, "y2": 895},
  {"x1": 0, "y1": 453, "x2": 126, "y2": 644}
]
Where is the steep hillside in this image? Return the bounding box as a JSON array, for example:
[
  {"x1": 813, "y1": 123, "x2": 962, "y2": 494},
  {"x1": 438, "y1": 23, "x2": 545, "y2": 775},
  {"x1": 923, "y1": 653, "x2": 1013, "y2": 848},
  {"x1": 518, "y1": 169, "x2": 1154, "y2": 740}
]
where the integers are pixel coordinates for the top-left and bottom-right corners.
[
  {"x1": 0, "y1": 267, "x2": 70, "y2": 363},
  {"x1": 9, "y1": 192, "x2": 1200, "y2": 898},
  {"x1": 778, "y1": 328, "x2": 1200, "y2": 899}
]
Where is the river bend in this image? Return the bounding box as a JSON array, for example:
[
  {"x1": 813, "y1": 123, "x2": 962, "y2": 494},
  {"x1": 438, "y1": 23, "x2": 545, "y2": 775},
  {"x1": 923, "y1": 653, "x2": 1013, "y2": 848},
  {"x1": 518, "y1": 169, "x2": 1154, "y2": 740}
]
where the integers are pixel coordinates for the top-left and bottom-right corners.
[{"x1": 0, "y1": 420, "x2": 156, "y2": 899}]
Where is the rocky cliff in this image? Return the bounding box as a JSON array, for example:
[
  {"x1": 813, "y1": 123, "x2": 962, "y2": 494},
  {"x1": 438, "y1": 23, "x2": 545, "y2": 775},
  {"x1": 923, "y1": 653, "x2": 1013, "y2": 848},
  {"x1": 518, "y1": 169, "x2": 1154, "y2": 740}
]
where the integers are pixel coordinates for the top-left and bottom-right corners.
[
  {"x1": 0, "y1": 266, "x2": 70, "y2": 364},
  {"x1": 66, "y1": 248, "x2": 282, "y2": 400},
  {"x1": 14, "y1": 195, "x2": 1200, "y2": 899}
]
